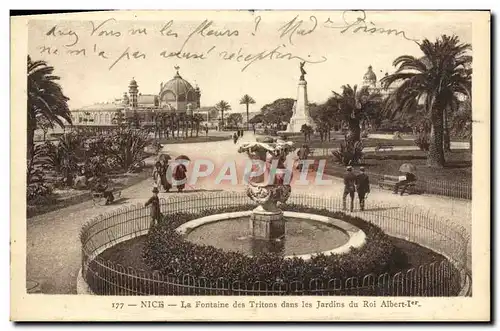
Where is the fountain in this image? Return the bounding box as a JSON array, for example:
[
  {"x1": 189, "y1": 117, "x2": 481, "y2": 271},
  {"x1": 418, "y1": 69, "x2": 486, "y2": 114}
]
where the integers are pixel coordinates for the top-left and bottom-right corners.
[
  {"x1": 177, "y1": 136, "x2": 366, "y2": 257},
  {"x1": 238, "y1": 137, "x2": 295, "y2": 242}
]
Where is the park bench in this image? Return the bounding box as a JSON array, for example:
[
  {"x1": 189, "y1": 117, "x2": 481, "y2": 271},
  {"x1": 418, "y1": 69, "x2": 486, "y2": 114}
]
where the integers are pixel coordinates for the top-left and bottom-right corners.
[
  {"x1": 375, "y1": 143, "x2": 394, "y2": 152},
  {"x1": 378, "y1": 175, "x2": 417, "y2": 194},
  {"x1": 90, "y1": 189, "x2": 122, "y2": 206}
]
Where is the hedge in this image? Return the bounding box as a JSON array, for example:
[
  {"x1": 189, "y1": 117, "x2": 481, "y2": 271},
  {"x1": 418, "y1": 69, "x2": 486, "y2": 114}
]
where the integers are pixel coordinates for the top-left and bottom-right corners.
[{"x1": 143, "y1": 204, "x2": 405, "y2": 284}]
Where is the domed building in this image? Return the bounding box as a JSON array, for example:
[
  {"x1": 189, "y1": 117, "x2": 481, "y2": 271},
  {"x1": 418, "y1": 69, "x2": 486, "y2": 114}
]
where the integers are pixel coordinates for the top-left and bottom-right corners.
[
  {"x1": 70, "y1": 67, "x2": 204, "y2": 129},
  {"x1": 362, "y1": 65, "x2": 378, "y2": 88},
  {"x1": 159, "y1": 68, "x2": 200, "y2": 111},
  {"x1": 360, "y1": 65, "x2": 397, "y2": 97}
]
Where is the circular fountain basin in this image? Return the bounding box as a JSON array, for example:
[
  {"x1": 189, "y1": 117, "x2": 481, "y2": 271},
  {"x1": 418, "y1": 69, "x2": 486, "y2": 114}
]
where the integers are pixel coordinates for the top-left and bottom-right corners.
[{"x1": 176, "y1": 211, "x2": 366, "y2": 260}]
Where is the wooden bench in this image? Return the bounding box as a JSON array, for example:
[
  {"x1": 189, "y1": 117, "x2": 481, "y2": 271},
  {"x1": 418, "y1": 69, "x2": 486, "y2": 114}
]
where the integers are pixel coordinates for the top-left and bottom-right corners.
[
  {"x1": 90, "y1": 189, "x2": 122, "y2": 206},
  {"x1": 375, "y1": 144, "x2": 394, "y2": 152},
  {"x1": 378, "y1": 175, "x2": 417, "y2": 194}
]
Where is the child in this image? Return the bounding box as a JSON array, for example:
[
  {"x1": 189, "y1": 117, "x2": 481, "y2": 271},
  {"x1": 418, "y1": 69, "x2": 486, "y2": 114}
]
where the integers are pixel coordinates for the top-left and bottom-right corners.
[{"x1": 145, "y1": 187, "x2": 161, "y2": 230}]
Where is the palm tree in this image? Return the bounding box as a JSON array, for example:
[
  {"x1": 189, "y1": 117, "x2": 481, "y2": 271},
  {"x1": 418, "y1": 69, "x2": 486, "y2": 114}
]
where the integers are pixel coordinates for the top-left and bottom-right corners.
[
  {"x1": 152, "y1": 112, "x2": 163, "y2": 140},
  {"x1": 381, "y1": 35, "x2": 471, "y2": 168},
  {"x1": 215, "y1": 100, "x2": 231, "y2": 130},
  {"x1": 239, "y1": 94, "x2": 256, "y2": 131},
  {"x1": 330, "y1": 85, "x2": 382, "y2": 144},
  {"x1": 46, "y1": 133, "x2": 82, "y2": 186},
  {"x1": 27, "y1": 56, "x2": 72, "y2": 159},
  {"x1": 192, "y1": 113, "x2": 204, "y2": 137}
]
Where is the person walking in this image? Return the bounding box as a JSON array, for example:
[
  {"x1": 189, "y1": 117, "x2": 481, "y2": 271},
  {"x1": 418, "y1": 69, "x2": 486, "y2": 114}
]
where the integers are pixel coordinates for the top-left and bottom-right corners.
[
  {"x1": 145, "y1": 187, "x2": 161, "y2": 231},
  {"x1": 173, "y1": 162, "x2": 188, "y2": 192},
  {"x1": 342, "y1": 166, "x2": 357, "y2": 212},
  {"x1": 160, "y1": 160, "x2": 171, "y2": 192},
  {"x1": 355, "y1": 166, "x2": 370, "y2": 211},
  {"x1": 152, "y1": 162, "x2": 163, "y2": 190},
  {"x1": 205, "y1": 125, "x2": 209, "y2": 137},
  {"x1": 233, "y1": 132, "x2": 239, "y2": 144},
  {"x1": 296, "y1": 144, "x2": 310, "y2": 170}
]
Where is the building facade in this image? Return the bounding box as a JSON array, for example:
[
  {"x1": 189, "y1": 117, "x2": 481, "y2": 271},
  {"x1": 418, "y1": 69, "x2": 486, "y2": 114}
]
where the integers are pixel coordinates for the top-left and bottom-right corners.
[
  {"x1": 360, "y1": 65, "x2": 397, "y2": 98},
  {"x1": 70, "y1": 68, "x2": 202, "y2": 128}
]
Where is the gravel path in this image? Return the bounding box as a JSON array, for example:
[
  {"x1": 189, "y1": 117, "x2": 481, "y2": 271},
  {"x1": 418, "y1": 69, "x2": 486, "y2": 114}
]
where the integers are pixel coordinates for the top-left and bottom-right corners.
[{"x1": 26, "y1": 133, "x2": 472, "y2": 294}]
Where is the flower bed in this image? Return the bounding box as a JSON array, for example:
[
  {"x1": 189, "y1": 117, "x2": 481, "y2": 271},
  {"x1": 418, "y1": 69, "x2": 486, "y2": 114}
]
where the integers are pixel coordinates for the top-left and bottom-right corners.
[{"x1": 143, "y1": 204, "x2": 408, "y2": 285}]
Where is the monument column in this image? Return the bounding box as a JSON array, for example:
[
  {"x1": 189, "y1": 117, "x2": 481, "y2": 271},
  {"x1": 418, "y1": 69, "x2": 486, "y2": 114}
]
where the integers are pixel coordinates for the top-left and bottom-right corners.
[{"x1": 286, "y1": 62, "x2": 315, "y2": 133}]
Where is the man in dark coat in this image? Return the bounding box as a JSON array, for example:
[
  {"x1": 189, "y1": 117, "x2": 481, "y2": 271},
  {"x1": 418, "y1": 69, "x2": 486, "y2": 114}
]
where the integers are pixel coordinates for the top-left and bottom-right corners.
[
  {"x1": 355, "y1": 166, "x2": 370, "y2": 211},
  {"x1": 342, "y1": 166, "x2": 357, "y2": 212},
  {"x1": 145, "y1": 187, "x2": 161, "y2": 230}
]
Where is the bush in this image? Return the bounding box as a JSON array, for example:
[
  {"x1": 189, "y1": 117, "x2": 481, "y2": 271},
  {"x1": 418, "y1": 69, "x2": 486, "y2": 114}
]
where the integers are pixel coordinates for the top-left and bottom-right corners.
[
  {"x1": 143, "y1": 204, "x2": 398, "y2": 285},
  {"x1": 332, "y1": 140, "x2": 364, "y2": 166},
  {"x1": 27, "y1": 182, "x2": 54, "y2": 204},
  {"x1": 414, "y1": 134, "x2": 430, "y2": 151}
]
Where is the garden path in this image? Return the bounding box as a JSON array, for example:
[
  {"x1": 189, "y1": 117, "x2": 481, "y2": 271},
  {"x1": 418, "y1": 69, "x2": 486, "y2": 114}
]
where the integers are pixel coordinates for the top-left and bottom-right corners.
[{"x1": 26, "y1": 133, "x2": 472, "y2": 294}]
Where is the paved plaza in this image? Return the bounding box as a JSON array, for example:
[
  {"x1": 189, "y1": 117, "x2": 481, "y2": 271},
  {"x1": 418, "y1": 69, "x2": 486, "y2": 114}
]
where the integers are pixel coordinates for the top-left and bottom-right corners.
[{"x1": 26, "y1": 134, "x2": 472, "y2": 294}]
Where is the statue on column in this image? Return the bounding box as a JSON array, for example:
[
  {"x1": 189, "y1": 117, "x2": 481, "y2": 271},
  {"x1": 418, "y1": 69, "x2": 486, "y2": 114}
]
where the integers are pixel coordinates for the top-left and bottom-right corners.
[{"x1": 299, "y1": 61, "x2": 307, "y2": 81}]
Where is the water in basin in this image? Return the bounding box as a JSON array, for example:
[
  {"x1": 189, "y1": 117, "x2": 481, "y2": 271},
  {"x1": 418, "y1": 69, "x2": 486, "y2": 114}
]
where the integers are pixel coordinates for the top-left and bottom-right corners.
[{"x1": 184, "y1": 216, "x2": 350, "y2": 256}]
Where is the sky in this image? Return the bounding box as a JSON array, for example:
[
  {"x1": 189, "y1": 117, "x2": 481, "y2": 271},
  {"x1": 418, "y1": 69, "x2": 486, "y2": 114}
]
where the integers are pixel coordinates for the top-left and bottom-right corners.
[{"x1": 27, "y1": 11, "x2": 472, "y2": 114}]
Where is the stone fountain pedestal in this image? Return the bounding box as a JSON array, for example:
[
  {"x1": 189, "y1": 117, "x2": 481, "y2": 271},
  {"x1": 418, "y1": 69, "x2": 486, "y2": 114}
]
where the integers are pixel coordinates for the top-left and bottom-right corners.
[{"x1": 250, "y1": 205, "x2": 285, "y2": 241}]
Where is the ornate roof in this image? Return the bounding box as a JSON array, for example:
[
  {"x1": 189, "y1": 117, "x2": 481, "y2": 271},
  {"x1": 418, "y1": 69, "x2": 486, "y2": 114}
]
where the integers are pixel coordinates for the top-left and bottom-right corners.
[
  {"x1": 129, "y1": 78, "x2": 138, "y2": 88},
  {"x1": 363, "y1": 65, "x2": 377, "y2": 84},
  {"x1": 160, "y1": 69, "x2": 197, "y2": 102}
]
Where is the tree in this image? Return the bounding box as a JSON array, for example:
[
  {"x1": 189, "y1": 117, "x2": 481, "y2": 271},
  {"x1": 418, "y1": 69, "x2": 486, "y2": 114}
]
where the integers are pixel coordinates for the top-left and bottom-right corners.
[
  {"x1": 107, "y1": 129, "x2": 152, "y2": 171},
  {"x1": 151, "y1": 112, "x2": 163, "y2": 140},
  {"x1": 192, "y1": 113, "x2": 204, "y2": 137},
  {"x1": 239, "y1": 94, "x2": 256, "y2": 130},
  {"x1": 260, "y1": 98, "x2": 295, "y2": 127},
  {"x1": 310, "y1": 102, "x2": 338, "y2": 141},
  {"x1": 45, "y1": 133, "x2": 82, "y2": 186},
  {"x1": 112, "y1": 110, "x2": 126, "y2": 131},
  {"x1": 215, "y1": 100, "x2": 231, "y2": 130},
  {"x1": 449, "y1": 99, "x2": 472, "y2": 153},
  {"x1": 381, "y1": 35, "x2": 471, "y2": 168},
  {"x1": 330, "y1": 85, "x2": 382, "y2": 144},
  {"x1": 27, "y1": 56, "x2": 72, "y2": 159},
  {"x1": 227, "y1": 113, "x2": 243, "y2": 128},
  {"x1": 127, "y1": 110, "x2": 142, "y2": 130}
]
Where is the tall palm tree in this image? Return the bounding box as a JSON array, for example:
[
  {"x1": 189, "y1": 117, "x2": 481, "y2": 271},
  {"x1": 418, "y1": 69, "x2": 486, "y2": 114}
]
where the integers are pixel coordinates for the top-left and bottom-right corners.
[
  {"x1": 152, "y1": 112, "x2": 163, "y2": 140},
  {"x1": 27, "y1": 56, "x2": 72, "y2": 159},
  {"x1": 192, "y1": 113, "x2": 204, "y2": 137},
  {"x1": 215, "y1": 100, "x2": 231, "y2": 130},
  {"x1": 330, "y1": 85, "x2": 382, "y2": 143},
  {"x1": 381, "y1": 35, "x2": 471, "y2": 168},
  {"x1": 239, "y1": 94, "x2": 256, "y2": 131}
]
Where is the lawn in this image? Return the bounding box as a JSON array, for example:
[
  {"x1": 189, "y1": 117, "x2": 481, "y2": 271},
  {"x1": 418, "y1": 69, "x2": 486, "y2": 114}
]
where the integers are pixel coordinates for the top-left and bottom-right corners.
[
  {"x1": 158, "y1": 135, "x2": 231, "y2": 145},
  {"x1": 312, "y1": 149, "x2": 471, "y2": 198},
  {"x1": 314, "y1": 149, "x2": 471, "y2": 184},
  {"x1": 287, "y1": 135, "x2": 417, "y2": 149}
]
